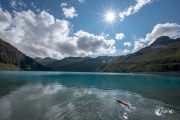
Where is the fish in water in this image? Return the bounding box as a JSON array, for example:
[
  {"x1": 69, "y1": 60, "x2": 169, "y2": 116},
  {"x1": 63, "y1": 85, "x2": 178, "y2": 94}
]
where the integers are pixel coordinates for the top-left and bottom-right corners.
[{"x1": 116, "y1": 100, "x2": 129, "y2": 108}]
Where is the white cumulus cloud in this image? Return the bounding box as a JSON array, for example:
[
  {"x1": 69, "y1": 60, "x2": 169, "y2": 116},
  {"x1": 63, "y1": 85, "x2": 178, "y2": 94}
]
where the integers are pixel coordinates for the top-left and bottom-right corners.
[
  {"x1": 0, "y1": 7, "x2": 115, "y2": 59},
  {"x1": 132, "y1": 41, "x2": 145, "y2": 53},
  {"x1": 115, "y1": 33, "x2": 125, "y2": 40},
  {"x1": 74, "y1": 30, "x2": 116, "y2": 55},
  {"x1": 60, "y1": 2, "x2": 67, "y2": 7},
  {"x1": 124, "y1": 42, "x2": 132, "y2": 47},
  {"x1": 144, "y1": 23, "x2": 180, "y2": 45},
  {"x1": 123, "y1": 49, "x2": 130, "y2": 53},
  {"x1": 119, "y1": 0, "x2": 153, "y2": 21},
  {"x1": 62, "y1": 7, "x2": 78, "y2": 18},
  {"x1": 132, "y1": 23, "x2": 180, "y2": 53}
]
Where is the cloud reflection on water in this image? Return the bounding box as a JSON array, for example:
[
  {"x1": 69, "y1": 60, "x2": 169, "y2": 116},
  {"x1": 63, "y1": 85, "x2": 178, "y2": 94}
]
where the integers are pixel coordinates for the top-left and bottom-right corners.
[
  {"x1": 0, "y1": 83, "x2": 132, "y2": 120},
  {"x1": 0, "y1": 82, "x2": 179, "y2": 120}
]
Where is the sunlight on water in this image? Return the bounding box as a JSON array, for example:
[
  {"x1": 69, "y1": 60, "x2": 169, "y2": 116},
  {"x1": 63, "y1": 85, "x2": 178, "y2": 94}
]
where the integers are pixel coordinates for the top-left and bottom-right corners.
[{"x1": 0, "y1": 71, "x2": 180, "y2": 120}]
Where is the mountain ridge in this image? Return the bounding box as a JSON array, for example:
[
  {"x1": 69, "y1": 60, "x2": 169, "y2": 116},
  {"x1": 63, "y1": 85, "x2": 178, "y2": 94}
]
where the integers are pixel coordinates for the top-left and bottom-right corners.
[
  {"x1": 1, "y1": 36, "x2": 180, "y2": 72},
  {"x1": 96, "y1": 36, "x2": 180, "y2": 72},
  {"x1": 34, "y1": 57, "x2": 57, "y2": 65},
  {"x1": 0, "y1": 38, "x2": 50, "y2": 71},
  {"x1": 45, "y1": 56, "x2": 117, "y2": 72}
]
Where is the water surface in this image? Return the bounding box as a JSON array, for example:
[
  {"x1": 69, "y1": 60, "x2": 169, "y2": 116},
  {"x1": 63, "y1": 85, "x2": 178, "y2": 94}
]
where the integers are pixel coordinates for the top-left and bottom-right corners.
[{"x1": 0, "y1": 71, "x2": 180, "y2": 120}]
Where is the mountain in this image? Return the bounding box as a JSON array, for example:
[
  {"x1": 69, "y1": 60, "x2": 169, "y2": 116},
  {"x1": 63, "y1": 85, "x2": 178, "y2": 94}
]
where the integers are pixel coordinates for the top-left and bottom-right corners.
[
  {"x1": 46, "y1": 56, "x2": 117, "y2": 72},
  {"x1": 0, "y1": 38, "x2": 49, "y2": 71},
  {"x1": 97, "y1": 36, "x2": 180, "y2": 72},
  {"x1": 34, "y1": 57, "x2": 57, "y2": 65}
]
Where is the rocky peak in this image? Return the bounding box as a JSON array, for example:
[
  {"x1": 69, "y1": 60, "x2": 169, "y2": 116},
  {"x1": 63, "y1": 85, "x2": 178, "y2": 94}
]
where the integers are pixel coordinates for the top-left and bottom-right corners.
[{"x1": 151, "y1": 36, "x2": 172, "y2": 46}]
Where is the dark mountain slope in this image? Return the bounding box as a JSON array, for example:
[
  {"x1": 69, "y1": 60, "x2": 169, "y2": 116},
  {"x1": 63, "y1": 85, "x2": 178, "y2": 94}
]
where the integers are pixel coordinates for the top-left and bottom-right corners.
[
  {"x1": 46, "y1": 57, "x2": 90, "y2": 70},
  {"x1": 0, "y1": 38, "x2": 49, "y2": 71},
  {"x1": 34, "y1": 57, "x2": 57, "y2": 65},
  {"x1": 46, "y1": 56, "x2": 117, "y2": 72},
  {"x1": 97, "y1": 36, "x2": 180, "y2": 72}
]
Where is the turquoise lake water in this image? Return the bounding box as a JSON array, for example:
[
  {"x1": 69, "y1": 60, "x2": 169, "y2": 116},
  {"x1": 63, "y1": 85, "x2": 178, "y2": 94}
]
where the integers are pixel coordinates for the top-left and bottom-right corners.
[{"x1": 0, "y1": 71, "x2": 180, "y2": 120}]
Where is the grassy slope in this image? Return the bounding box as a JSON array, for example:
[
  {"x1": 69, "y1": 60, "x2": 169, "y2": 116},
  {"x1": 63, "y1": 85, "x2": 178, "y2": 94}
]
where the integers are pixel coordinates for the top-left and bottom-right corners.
[
  {"x1": 97, "y1": 39, "x2": 180, "y2": 72},
  {"x1": 0, "y1": 63, "x2": 21, "y2": 70}
]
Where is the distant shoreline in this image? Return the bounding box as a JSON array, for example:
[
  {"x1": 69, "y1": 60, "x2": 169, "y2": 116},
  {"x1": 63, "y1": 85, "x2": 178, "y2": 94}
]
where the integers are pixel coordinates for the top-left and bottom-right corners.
[
  {"x1": 1, "y1": 70, "x2": 180, "y2": 76},
  {"x1": 133, "y1": 71, "x2": 180, "y2": 76}
]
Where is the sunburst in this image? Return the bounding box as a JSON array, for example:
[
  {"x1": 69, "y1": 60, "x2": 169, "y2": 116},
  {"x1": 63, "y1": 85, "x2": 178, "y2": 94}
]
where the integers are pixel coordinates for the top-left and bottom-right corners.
[
  {"x1": 101, "y1": 4, "x2": 119, "y2": 29},
  {"x1": 106, "y1": 12, "x2": 115, "y2": 22},
  {"x1": 89, "y1": 2, "x2": 120, "y2": 31}
]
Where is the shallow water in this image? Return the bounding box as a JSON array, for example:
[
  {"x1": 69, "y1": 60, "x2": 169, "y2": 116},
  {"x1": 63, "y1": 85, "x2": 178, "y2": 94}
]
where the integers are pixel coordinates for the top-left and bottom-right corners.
[{"x1": 0, "y1": 71, "x2": 180, "y2": 120}]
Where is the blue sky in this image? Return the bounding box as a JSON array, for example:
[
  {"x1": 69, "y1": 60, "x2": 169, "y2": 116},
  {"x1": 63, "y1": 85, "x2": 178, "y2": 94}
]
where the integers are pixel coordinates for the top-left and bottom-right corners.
[{"x1": 0, "y1": 0, "x2": 180, "y2": 59}]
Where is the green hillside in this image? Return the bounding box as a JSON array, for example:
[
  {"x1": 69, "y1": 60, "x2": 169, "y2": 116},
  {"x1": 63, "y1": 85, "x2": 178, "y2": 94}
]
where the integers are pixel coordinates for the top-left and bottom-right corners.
[
  {"x1": 0, "y1": 38, "x2": 49, "y2": 71},
  {"x1": 97, "y1": 36, "x2": 180, "y2": 72},
  {"x1": 0, "y1": 63, "x2": 21, "y2": 70}
]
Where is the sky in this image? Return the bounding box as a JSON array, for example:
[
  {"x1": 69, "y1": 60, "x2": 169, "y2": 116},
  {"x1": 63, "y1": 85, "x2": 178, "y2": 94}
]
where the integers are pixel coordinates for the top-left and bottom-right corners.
[{"x1": 0, "y1": 0, "x2": 180, "y2": 59}]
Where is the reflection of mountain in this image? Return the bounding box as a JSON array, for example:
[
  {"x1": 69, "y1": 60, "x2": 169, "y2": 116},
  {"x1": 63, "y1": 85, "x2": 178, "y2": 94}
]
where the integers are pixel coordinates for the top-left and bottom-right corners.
[
  {"x1": 0, "y1": 38, "x2": 49, "y2": 71},
  {"x1": 0, "y1": 72, "x2": 180, "y2": 107},
  {"x1": 45, "y1": 56, "x2": 117, "y2": 72},
  {"x1": 97, "y1": 36, "x2": 180, "y2": 72}
]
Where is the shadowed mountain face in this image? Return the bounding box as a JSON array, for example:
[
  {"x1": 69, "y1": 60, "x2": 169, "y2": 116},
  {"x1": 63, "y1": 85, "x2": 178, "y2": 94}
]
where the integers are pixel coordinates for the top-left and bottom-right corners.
[
  {"x1": 97, "y1": 36, "x2": 180, "y2": 72},
  {"x1": 34, "y1": 57, "x2": 57, "y2": 65},
  {"x1": 151, "y1": 36, "x2": 173, "y2": 46},
  {"x1": 0, "y1": 38, "x2": 49, "y2": 71},
  {"x1": 46, "y1": 56, "x2": 117, "y2": 72}
]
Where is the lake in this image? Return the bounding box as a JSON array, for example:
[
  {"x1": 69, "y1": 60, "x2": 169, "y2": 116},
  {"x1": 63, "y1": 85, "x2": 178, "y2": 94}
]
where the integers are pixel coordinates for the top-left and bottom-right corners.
[{"x1": 0, "y1": 71, "x2": 180, "y2": 120}]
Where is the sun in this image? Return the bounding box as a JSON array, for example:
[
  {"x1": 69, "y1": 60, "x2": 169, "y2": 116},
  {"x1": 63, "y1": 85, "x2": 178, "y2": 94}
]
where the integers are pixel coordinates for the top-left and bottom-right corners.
[
  {"x1": 106, "y1": 12, "x2": 115, "y2": 22},
  {"x1": 92, "y1": 3, "x2": 119, "y2": 28},
  {"x1": 103, "y1": 10, "x2": 117, "y2": 25}
]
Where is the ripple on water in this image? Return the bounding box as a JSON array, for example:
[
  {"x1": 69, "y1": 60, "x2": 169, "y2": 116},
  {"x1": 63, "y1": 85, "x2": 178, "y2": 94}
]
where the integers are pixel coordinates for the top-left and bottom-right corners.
[
  {"x1": 44, "y1": 89, "x2": 180, "y2": 120},
  {"x1": 0, "y1": 84, "x2": 180, "y2": 120}
]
